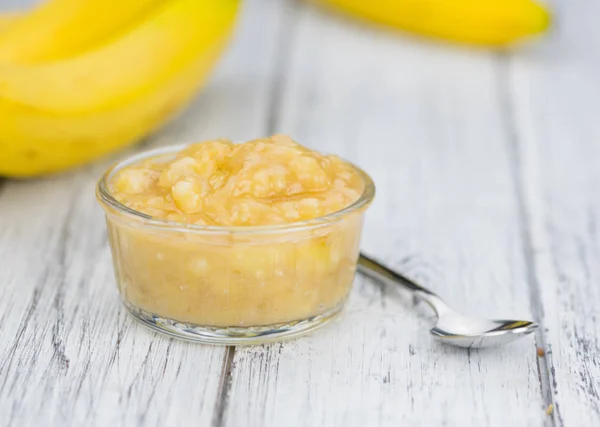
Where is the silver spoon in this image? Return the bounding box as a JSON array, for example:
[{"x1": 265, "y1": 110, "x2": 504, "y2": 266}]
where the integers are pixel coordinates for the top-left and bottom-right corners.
[{"x1": 357, "y1": 253, "x2": 539, "y2": 348}]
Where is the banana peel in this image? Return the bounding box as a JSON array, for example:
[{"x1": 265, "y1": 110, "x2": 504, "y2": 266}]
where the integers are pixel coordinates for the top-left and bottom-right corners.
[
  {"x1": 0, "y1": 0, "x2": 237, "y2": 114},
  {"x1": 0, "y1": 0, "x2": 163, "y2": 63},
  {"x1": 311, "y1": 0, "x2": 551, "y2": 47},
  {"x1": 0, "y1": 36, "x2": 229, "y2": 177},
  {"x1": 0, "y1": 0, "x2": 239, "y2": 177}
]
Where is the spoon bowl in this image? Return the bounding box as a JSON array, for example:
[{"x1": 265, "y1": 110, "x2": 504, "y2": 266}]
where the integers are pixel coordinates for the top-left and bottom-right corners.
[
  {"x1": 357, "y1": 254, "x2": 539, "y2": 349},
  {"x1": 430, "y1": 313, "x2": 539, "y2": 348}
]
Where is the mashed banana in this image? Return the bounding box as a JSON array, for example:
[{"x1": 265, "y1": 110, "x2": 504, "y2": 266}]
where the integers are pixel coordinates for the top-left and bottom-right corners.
[
  {"x1": 104, "y1": 135, "x2": 371, "y2": 327},
  {"x1": 111, "y1": 134, "x2": 363, "y2": 226}
]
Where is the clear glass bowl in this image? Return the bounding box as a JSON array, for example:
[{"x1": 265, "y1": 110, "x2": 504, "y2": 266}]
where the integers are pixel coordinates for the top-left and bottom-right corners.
[{"x1": 96, "y1": 145, "x2": 375, "y2": 344}]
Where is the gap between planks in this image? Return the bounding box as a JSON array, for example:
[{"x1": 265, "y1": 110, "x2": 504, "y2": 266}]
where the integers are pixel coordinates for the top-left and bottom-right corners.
[
  {"x1": 496, "y1": 53, "x2": 558, "y2": 427},
  {"x1": 212, "y1": 347, "x2": 236, "y2": 427},
  {"x1": 211, "y1": 1, "x2": 301, "y2": 425}
]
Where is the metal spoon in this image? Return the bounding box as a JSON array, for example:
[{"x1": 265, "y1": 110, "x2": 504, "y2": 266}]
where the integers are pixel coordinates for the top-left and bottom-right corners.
[{"x1": 357, "y1": 253, "x2": 539, "y2": 348}]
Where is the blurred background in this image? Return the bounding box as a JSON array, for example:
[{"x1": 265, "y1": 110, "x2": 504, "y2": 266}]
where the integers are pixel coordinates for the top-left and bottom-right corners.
[{"x1": 0, "y1": 0, "x2": 555, "y2": 178}]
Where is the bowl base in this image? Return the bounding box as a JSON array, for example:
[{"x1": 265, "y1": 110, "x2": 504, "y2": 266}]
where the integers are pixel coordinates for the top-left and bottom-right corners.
[{"x1": 123, "y1": 300, "x2": 343, "y2": 345}]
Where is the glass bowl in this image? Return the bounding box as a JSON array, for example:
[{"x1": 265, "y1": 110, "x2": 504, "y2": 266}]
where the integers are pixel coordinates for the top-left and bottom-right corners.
[{"x1": 96, "y1": 144, "x2": 375, "y2": 344}]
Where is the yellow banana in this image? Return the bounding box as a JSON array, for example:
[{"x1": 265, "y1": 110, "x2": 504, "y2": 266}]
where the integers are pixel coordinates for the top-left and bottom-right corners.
[
  {"x1": 0, "y1": 0, "x2": 239, "y2": 177},
  {"x1": 0, "y1": 0, "x2": 236, "y2": 114},
  {"x1": 311, "y1": 0, "x2": 551, "y2": 46},
  {"x1": 0, "y1": 0, "x2": 162, "y2": 63}
]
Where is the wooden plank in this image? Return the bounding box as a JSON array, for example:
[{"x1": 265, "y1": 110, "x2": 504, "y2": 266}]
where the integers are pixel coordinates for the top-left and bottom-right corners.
[
  {"x1": 0, "y1": 1, "x2": 287, "y2": 425},
  {"x1": 509, "y1": 0, "x2": 600, "y2": 424},
  {"x1": 223, "y1": 5, "x2": 549, "y2": 427}
]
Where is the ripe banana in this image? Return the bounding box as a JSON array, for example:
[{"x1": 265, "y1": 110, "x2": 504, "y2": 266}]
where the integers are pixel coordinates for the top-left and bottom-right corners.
[
  {"x1": 0, "y1": 0, "x2": 239, "y2": 177},
  {"x1": 0, "y1": 0, "x2": 237, "y2": 114},
  {"x1": 311, "y1": 0, "x2": 551, "y2": 46},
  {"x1": 0, "y1": 0, "x2": 162, "y2": 63}
]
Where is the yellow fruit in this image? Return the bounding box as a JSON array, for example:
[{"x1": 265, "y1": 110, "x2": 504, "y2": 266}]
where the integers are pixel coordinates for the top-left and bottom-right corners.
[
  {"x1": 0, "y1": 0, "x2": 162, "y2": 63},
  {"x1": 0, "y1": 0, "x2": 239, "y2": 177},
  {"x1": 0, "y1": 40, "x2": 227, "y2": 177},
  {"x1": 311, "y1": 0, "x2": 551, "y2": 46},
  {"x1": 0, "y1": 0, "x2": 237, "y2": 114}
]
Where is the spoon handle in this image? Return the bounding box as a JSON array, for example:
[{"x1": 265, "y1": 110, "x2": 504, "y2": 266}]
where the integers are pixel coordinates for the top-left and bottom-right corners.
[
  {"x1": 357, "y1": 253, "x2": 433, "y2": 294},
  {"x1": 357, "y1": 253, "x2": 450, "y2": 316}
]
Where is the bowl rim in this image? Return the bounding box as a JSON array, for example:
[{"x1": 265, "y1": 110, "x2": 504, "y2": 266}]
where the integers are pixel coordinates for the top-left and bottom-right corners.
[{"x1": 96, "y1": 142, "x2": 376, "y2": 236}]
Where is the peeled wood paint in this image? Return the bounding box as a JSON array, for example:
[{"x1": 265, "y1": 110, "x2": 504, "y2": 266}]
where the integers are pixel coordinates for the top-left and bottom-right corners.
[{"x1": 0, "y1": 0, "x2": 599, "y2": 426}]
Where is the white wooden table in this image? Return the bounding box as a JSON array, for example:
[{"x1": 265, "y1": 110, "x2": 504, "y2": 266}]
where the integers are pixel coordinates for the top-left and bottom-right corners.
[{"x1": 1, "y1": 1, "x2": 599, "y2": 426}]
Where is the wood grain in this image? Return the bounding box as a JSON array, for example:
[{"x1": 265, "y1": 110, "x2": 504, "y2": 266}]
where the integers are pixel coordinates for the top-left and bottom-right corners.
[
  {"x1": 223, "y1": 5, "x2": 550, "y2": 427},
  {"x1": 508, "y1": 0, "x2": 600, "y2": 424},
  {"x1": 2, "y1": 0, "x2": 600, "y2": 426},
  {"x1": 0, "y1": 167, "x2": 225, "y2": 427},
  {"x1": 0, "y1": 1, "x2": 287, "y2": 426}
]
